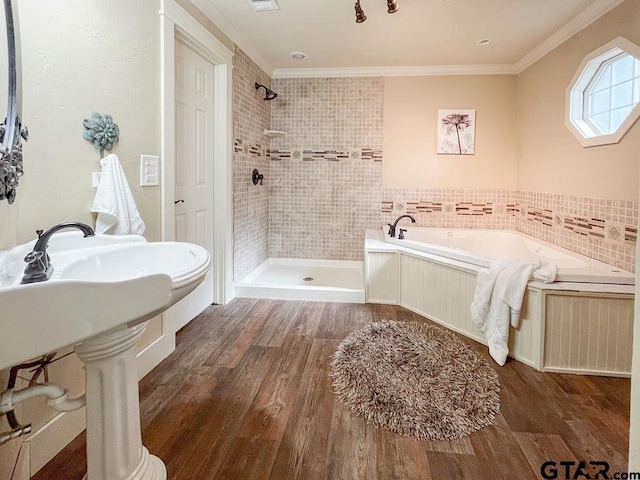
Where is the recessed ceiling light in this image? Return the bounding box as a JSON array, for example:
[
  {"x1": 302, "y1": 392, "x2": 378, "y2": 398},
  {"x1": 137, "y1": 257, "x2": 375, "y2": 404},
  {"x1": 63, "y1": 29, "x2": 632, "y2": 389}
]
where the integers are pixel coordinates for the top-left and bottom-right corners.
[
  {"x1": 290, "y1": 51, "x2": 308, "y2": 61},
  {"x1": 477, "y1": 39, "x2": 491, "y2": 46}
]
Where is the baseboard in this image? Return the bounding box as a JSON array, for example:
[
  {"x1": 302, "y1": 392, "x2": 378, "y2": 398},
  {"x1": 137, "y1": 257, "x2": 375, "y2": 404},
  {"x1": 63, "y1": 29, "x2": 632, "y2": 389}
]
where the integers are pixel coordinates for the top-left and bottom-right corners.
[
  {"x1": 26, "y1": 407, "x2": 86, "y2": 476},
  {"x1": 136, "y1": 333, "x2": 169, "y2": 380},
  {"x1": 23, "y1": 333, "x2": 169, "y2": 478}
]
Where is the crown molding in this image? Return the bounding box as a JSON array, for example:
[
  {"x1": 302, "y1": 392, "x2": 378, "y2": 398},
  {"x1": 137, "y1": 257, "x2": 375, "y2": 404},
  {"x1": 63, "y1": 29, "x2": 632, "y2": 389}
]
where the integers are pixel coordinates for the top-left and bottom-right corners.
[
  {"x1": 190, "y1": 0, "x2": 621, "y2": 79},
  {"x1": 272, "y1": 64, "x2": 518, "y2": 79},
  {"x1": 189, "y1": 0, "x2": 274, "y2": 75},
  {"x1": 515, "y1": 0, "x2": 624, "y2": 73}
]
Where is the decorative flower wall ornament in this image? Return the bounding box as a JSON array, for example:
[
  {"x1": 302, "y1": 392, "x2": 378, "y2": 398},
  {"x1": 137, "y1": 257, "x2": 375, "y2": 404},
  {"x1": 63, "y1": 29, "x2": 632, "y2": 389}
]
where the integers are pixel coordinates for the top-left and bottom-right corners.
[{"x1": 83, "y1": 112, "x2": 120, "y2": 158}]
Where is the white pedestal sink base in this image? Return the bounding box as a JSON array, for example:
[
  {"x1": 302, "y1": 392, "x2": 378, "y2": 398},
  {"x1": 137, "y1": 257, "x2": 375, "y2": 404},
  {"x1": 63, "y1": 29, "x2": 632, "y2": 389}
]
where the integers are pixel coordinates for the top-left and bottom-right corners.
[{"x1": 75, "y1": 323, "x2": 167, "y2": 480}]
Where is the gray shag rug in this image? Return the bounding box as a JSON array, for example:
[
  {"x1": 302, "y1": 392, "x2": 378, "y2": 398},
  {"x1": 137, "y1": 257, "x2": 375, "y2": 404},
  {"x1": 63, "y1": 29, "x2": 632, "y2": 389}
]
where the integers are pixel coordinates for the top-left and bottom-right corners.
[{"x1": 330, "y1": 320, "x2": 501, "y2": 441}]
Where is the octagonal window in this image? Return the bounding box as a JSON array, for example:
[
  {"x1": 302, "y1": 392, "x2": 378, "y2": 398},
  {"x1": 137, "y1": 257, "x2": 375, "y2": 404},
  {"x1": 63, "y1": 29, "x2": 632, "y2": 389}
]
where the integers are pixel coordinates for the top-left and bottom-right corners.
[{"x1": 566, "y1": 37, "x2": 640, "y2": 147}]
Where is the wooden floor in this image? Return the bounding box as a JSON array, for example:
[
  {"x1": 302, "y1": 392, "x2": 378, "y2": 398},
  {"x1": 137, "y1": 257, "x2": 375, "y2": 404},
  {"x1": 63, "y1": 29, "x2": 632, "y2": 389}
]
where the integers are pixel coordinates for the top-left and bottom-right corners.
[{"x1": 34, "y1": 299, "x2": 630, "y2": 480}]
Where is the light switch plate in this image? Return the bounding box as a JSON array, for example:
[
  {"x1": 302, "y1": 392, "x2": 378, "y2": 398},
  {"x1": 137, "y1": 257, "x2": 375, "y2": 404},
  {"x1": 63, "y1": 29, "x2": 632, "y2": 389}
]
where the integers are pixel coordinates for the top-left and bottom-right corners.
[
  {"x1": 140, "y1": 155, "x2": 160, "y2": 187},
  {"x1": 91, "y1": 171, "x2": 101, "y2": 188}
]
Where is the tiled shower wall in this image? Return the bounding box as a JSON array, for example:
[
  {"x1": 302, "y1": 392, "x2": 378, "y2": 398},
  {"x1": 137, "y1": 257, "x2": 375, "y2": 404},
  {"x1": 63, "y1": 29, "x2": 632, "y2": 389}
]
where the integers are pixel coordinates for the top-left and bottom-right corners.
[
  {"x1": 266, "y1": 76, "x2": 637, "y2": 272},
  {"x1": 233, "y1": 48, "x2": 271, "y2": 281},
  {"x1": 269, "y1": 78, "x2": 384, "y2": 260}
]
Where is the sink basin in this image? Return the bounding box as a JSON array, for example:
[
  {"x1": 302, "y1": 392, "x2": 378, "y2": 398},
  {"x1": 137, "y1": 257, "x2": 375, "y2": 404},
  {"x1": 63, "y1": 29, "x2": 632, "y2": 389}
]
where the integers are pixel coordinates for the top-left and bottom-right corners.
[
  {"x1": 0, "y1": 232, "x2": 211, "y2": 371},
  {"x1": 0, "y1": 230, "x2": 211, "y2": 479}
]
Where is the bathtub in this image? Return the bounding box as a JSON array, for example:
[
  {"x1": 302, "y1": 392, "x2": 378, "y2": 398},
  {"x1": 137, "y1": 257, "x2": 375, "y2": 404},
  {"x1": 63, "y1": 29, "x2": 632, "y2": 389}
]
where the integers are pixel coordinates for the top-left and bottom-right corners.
[
  {"x1": 235, "y1": 258, "x2": 365, "y2": 303},
  {"x1": 383, "y1": 227, "x2": 634, "y2": 285},
  {"x1": 365, "y1": 228, "x2": 635, "y2": 376}
]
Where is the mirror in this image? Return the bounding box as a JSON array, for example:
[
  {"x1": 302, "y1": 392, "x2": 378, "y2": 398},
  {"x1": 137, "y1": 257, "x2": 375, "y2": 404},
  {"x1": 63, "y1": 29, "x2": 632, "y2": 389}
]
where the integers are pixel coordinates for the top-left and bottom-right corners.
[{"x1": 0, "y1": 0, "x2": 26, "y2": 205}]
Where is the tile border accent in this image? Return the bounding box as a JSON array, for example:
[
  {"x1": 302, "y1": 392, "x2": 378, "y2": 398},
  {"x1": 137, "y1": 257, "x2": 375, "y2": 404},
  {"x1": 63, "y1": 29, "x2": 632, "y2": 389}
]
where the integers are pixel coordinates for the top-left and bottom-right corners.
[
  {"x1": 381, "y1": 188, "x2": 637, "y2": 272},
  {"x1": 268, "y1": 147, "x2": 383, "y2": 162}
]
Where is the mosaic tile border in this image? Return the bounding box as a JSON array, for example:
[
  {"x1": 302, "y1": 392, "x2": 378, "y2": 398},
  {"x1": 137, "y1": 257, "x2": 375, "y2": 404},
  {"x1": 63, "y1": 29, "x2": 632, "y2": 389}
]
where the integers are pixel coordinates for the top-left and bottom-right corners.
[
  {"x1": 361, "y1": 148, "x2": 383, "y2": 162},
  {"x1": 563, "y1": 216, "x2": 605, "y2": 238},
  {"x1": 233, "y1": 138, "x2": 267, "y2": 158},
  {"x1": 268, "y1": 148, "x2": 382, "y2": 162},
  {"x1": 526, "y1": 207, "x2": 553, "y2": 227},
  {"x1": 381, "y1": 188, "x2": 638, "y2": 272},
  {"x1": 248, "y1": 144, "x2": 263, "y2": 157},
  {"x1": 406, "y1": 201, "x2": 443, "y2": 214},
  {"x1": 382, "y1": 199, "x2": 507, "y2": 219},
  {"x1": 456, "y1": 202, "x2": 493, "y2": 216}
]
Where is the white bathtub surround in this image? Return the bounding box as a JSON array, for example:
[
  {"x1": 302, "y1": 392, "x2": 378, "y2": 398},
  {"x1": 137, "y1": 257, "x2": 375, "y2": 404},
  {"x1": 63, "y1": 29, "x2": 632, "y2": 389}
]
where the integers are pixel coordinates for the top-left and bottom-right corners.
[
  {"x1": 471, "y1": 259, "x2": 556, "y2": 365},
  {"x1": 384, "y1": 227, "x2": 634, "y2": 285},
  {"x1": 236, "y1": 258, "x2": 365, "y2": 303},
  {"x1": 365, "y1": 229, "x2": 634, "y2": 376}
]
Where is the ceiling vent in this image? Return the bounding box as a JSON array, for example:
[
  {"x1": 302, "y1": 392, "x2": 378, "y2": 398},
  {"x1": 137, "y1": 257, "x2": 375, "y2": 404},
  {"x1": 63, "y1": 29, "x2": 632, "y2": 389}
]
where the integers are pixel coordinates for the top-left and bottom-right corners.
[{"x1": 248, "y1": 0, "x2": 280, "y2": 11}]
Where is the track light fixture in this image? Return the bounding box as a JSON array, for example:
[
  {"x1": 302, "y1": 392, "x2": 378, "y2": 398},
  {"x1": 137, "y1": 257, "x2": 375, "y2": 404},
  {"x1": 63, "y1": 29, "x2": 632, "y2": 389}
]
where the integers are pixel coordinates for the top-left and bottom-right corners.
[
  {"x1": 355, "y1": 0, "x2": 367, "y2": 23},
  {"x1": 354, "y1": 0, "x2": 399, "y2": 23}
]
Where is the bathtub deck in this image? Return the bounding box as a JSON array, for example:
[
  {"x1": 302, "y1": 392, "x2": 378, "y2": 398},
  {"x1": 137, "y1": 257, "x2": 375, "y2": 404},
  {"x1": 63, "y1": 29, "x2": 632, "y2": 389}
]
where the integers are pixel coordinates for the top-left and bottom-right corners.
[{"x1": 236, "y1": 258, "x2": 365, "y2": 303}]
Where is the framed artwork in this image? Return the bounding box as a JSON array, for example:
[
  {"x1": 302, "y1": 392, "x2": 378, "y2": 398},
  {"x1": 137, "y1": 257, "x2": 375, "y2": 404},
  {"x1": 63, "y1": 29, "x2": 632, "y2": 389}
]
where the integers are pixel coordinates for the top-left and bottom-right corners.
[{"x1": 437, "y1": 109, "x2": 476, "y2": 155}]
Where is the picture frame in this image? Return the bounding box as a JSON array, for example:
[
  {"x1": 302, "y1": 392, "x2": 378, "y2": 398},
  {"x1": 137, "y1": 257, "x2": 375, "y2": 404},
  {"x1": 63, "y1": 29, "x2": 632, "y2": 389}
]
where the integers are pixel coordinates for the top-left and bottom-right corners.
[{"x1": 437, "y1": 109, "x2": 476, "y2": 155}]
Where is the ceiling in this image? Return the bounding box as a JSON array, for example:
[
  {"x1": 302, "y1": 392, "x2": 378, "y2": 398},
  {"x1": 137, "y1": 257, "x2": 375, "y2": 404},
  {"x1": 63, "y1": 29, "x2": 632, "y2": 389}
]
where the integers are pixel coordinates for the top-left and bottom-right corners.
[{"x1": 195, "y1": 0, "x2": 622, "y2": 76}]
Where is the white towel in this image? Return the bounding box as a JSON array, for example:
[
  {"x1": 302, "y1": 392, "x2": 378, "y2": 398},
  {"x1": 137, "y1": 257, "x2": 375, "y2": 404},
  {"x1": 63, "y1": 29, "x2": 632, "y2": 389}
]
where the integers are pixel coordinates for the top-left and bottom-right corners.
[
  {"x1": 90, "y1": 154, "x2": 145, "y2": 235},
  {"x1": 471, "y1": 258, "x2": 557, "y2": 366}
]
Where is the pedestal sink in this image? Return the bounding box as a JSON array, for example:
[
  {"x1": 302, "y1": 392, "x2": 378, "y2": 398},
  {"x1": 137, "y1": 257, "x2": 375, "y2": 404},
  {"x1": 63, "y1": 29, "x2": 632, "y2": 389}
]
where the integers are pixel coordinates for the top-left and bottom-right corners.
[{"x1": 0, "y1": 231, "x2": 211, "y2": 479}]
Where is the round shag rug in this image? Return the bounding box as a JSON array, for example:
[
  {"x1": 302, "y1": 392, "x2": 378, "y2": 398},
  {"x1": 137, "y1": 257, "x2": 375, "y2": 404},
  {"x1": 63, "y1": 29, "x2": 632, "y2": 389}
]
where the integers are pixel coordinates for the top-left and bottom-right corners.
[{"x1": 330, "y1": 320, "x2": 501, "y2": 441}]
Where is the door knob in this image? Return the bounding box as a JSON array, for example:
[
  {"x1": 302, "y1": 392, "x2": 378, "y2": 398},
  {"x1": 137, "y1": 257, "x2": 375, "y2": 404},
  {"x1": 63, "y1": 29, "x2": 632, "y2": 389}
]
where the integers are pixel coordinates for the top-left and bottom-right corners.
[{"x1": 174, "y1": 199, "x2": 184, "y2": 204}]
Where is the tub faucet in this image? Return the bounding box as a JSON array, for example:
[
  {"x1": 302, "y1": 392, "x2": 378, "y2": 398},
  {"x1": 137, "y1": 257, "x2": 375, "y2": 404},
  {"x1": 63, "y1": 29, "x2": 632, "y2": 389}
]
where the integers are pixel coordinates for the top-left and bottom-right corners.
[
  {"x1": 387, "y1": 215, "x2": 416, "y2": 238},
  {"x1": 21, "y1": 222, "x2": 95, "y2": 284}
]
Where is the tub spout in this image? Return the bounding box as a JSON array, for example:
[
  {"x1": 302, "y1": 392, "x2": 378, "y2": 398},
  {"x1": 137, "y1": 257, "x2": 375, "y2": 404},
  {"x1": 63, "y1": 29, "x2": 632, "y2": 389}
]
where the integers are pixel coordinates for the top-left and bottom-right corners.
[{"x1": 388, "y1": 215, "x2": 416, "y2": 238}]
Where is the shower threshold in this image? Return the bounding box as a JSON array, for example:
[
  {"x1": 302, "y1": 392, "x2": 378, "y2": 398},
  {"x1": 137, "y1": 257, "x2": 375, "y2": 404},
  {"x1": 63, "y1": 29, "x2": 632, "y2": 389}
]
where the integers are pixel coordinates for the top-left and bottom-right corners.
[{"x1": 235, "y1": 258, "x2": 365, "y2": 303}]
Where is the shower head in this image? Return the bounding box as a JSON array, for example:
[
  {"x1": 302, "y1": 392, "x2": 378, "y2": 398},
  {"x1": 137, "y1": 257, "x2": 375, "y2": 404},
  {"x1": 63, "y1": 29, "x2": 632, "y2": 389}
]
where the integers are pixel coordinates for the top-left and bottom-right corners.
[
  {"x1": 387, "y1": 0, "x2": 399, "y2": 13},
  {"x1": 255, "y1": 83, "x2": 278, "y2": 101},
  {"x1": 355, "y1": 0, "x2": 367, "y2": 23}
]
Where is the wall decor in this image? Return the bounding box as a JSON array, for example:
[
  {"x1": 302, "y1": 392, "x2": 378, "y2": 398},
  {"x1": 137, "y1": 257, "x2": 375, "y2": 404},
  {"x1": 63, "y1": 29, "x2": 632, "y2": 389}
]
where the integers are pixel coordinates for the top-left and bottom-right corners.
[{"x1": 437, "y1": 109, "x2": 475, "y2": 155}]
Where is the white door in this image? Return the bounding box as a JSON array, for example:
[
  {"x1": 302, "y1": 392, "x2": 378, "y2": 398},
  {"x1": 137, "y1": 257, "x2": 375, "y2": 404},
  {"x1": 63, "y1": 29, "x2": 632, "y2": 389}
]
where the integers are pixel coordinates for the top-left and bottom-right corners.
[{"x1": 165, "y1": 39, "x2": 215, "y2": 333}]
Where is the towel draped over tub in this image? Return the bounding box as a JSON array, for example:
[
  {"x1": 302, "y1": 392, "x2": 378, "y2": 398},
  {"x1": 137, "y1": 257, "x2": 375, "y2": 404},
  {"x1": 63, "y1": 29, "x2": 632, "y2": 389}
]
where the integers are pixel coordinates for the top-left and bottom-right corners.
[{"x1": 471, "y1": 258, "x2": 557, "y2": 365}]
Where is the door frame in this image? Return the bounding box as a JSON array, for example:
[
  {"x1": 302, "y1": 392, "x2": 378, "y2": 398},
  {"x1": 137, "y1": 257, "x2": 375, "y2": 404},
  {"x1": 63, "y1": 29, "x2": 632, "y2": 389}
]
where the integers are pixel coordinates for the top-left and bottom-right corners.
[{"x1": 159, "y1": 0, "x2": 234, "y2": 309}]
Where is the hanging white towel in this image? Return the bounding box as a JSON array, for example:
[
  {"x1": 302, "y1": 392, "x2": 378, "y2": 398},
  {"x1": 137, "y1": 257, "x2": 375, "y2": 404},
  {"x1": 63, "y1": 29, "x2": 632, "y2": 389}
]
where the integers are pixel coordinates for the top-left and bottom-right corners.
[
  {"x1": 90, "y1": 153, "x2": 145, "y2": 235},
  {"x1": 471, "y1": 258, "x2": 557, "y2": 366}
]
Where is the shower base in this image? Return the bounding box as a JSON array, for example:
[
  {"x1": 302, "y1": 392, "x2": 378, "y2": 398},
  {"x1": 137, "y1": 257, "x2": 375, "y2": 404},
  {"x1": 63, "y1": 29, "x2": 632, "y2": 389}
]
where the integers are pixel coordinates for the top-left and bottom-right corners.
[{"x1": 235, "y1": 258, "x2": 365, "y2": 303}]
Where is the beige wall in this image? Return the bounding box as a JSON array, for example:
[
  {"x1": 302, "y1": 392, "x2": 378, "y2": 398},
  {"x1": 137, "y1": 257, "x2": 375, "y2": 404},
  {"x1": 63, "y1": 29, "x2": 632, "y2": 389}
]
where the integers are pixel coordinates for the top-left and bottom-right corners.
[
  {"x1": 517, "y1": 0, "x2": 640, "y2": 201},
  {"x1": 0, "y1": 1, "x2": 162, "y2": 477},
  {"x1": 383, "y1": 75, "x2": 518, "y2": 188}
]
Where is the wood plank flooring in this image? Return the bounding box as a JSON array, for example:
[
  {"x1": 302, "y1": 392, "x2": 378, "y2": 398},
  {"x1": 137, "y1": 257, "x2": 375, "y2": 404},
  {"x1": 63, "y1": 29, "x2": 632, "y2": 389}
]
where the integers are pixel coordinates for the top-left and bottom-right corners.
[{"x1": 33, "y1": 299, "x2": 631, "y2": 480}]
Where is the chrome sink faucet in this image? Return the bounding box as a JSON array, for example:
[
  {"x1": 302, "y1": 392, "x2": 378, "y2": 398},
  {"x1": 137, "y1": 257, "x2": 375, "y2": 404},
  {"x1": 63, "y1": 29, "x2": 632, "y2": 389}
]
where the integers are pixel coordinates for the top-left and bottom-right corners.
[
  {"x1": 387, "y1": 214, "x2": 416, "y2": 238},
  {"x1": 21, "y1": 222, "x2": 95, "y2": 284}
]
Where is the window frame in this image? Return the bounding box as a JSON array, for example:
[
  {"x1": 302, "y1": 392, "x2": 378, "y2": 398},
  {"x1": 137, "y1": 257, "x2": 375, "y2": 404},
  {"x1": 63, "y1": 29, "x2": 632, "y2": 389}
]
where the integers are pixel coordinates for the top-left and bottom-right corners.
[{"x1": 565, "y1": 36, "x2": 640, "y2": 147}]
